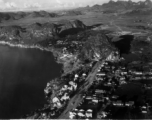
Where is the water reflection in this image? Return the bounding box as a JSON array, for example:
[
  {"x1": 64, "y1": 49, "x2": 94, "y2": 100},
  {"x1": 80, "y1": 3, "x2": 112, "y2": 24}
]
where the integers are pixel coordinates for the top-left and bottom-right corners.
[{"x1": 0, "y1": 45, "x2": 62, "y2": 118}]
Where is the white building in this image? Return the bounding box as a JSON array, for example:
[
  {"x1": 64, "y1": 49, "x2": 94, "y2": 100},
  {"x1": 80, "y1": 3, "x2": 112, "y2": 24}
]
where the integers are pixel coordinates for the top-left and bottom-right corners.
[{"x1": 85, "y1": 109, "x2": 93, "y2": 118}]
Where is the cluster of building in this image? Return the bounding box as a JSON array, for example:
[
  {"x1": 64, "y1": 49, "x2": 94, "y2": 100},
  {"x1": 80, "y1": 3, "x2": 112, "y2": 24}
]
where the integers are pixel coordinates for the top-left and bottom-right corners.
[
  {"x1": 42, "y1": 65, "x2": 92, "y2": 119},
  {"x1": 130, "y1": 70, "x2": 152, "y2": 81},
  {"x1": 68, "y1": 59, "x2": 152, "y2": 119},
  {"x1": 68, "y1": 61, "x2": 123, "y2": 119},
  {"x1": 26, "y1": 52, "x2": 152, "y2": 119}
]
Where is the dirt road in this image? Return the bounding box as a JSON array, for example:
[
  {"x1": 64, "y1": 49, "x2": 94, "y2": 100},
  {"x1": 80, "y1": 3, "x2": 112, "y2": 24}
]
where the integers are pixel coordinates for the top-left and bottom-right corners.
[{"x1": 110, "y1": 20, "x2": 122, "y2": 32}]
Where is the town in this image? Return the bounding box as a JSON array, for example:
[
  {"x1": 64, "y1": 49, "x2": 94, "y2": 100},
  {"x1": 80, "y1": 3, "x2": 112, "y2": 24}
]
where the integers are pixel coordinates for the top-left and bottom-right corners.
[{"x1": 26, "y1": 51, "x2": 152, "y2": 119}]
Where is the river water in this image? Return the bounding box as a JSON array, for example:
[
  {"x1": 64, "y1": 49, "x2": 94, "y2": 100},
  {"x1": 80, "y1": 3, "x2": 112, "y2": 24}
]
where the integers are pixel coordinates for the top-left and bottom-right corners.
[{"x1": 0, "y1": 45, "x2": 62, "y2": 118}]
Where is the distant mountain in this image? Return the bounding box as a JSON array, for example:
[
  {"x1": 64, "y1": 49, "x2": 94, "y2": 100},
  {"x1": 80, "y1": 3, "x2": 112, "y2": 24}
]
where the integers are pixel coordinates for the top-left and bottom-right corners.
[
  {"x1": 57, "y1": 19, "x2": 86, "y2": 37},
  {"x1": 58, "y1": 10, "x2": 83, "y2": 16},
  {"x1": 102, "y1": 0, "x2": 152, "y2": 11},
  {"x1": 1, "y1": 0, "x2": 152, "y2": 23},
  {"x1": 124, "y1": 8, "x2": 152, "y2": 16},
  {"x1": 76, "y1": 0, "x2": 152, "y2": 13},
  {"x1": 0, "y1": 10, "x2": 82, "y2": 22}
]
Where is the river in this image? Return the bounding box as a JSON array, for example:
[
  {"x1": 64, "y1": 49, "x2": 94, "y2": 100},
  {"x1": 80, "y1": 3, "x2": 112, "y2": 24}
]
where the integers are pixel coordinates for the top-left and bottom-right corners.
[{"x1": 0, "y1": 45, "x2": 62, "y2": 118}]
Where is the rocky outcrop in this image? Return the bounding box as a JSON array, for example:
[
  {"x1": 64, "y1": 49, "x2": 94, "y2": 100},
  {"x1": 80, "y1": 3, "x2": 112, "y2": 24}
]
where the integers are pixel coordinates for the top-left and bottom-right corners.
[
  {"x1": 0, "y1": 25, "x2": 24, "y2": 41},
  {"x1": 26, "y1": 23, "x2": 58, "y2": 39},
  {"x1": 0, "y1": 22, "x2": 59, "y2": 43},
  {"x1": 78, "y1": 30, "x2": 116, "y2": 61},
  {"x1": 58, "y1": 20, "x2": 86, "y2": 37},
  {"x1": 0, "y1": 11, "x2": 58, "y2": 22},
  {"x1": 0, "y1": 19, "x2": 87, "y2": 42}
]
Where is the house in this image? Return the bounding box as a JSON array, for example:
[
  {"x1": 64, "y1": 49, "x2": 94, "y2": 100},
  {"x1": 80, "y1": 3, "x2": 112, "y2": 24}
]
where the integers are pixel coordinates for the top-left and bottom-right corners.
[
  {"x1": 79, "y1": 109, "x2": 85, "y2": 112},
  {"x1": 85, "y1": 109, "x2": 93, "y2": 118},
  {"x1": 104, "y1": 66, "x2": 111, "y2": 69},
  {"x1": 130, "y1": 77, "x2": 141, "y2": 81},
  {"x1": 96, "y1": 77, "x2": 104, "y2": 81},
  {"x1": 111, "y1": 95, "x2": 119, "y2": 99},
  {"x1": 125, "y1": 101, "x2": 134, "y2": 107},
  {"x1": 120, "y1": 77, "x2": 125, "y2": 81},
  {"x1": 69, "y1": 111, "x2": 76, "y2": 119},
  {"x1": 60, "y1": 54, "x2": 73, "y2": 59},
  {"x1": 95, "y1": 89, "x2": 106, "y2": 94},
  {"x1": 141, "y1": 106, "x2": 147, "y2": 113},
  {"x1": 44, "y1": 87, "x2": 51, "y2": 94},
  {"x1": 50, "y1": 111, "x2": 55, "y2": 116},
  {"x1": 60, "y1": 93, "x2": 70, "y2": 101},
  {"x1": 61, "y1": 85, "x2": 68, "y2": 91},
  {"x1": 103, "y1": 62, "x2": 108, "y2": 65},
  {"x1": 52, "y1": 97, "x2": 60, "y2": 103},
  {"x1": 92, "y1": 98, "x2": 99, "y2": 104},
  {"x1": 120, "y1": 80, "x2": 127, "y2": 85},
  {"x1": 121, "y1": 72, "x2": 128, "y2": 75},
  {"x1": 69, "y1": 81, "x2": 77, "y2": 91},
  {"x1": 113, "y1": 101, "x2": 124, "y2": 106},
  {"x1": 104, "y1": 82, "x2": 112, "y2": 86},
  {"x1": 101, "y1": 64, "x2": 104, "y2": 67},
  {"x1": 97, "y1": 68, "x2": 101, "y2": 72},
  {"x1": 73, "y1": 83, "x2": 77, "y2": 91},
  {"x1": 121, "y1": 67, "x2": 126, "y2": 70},
  {"x1": 73, "y1": 108, "x2": 78, "y2": 112},
  {"x1": 75, "y1": 74, "x2": 79, "y2": 78},
  {"x1": 77, "y1": 110, "x2": 85, "y2": 118},
  {"x1": 54, "y1": 101, "x2": 62, "y2": 108},
  {"x1": 103, "y1": 97, "x2": 109, "y2": 101},
  {"x1": 68, "y1": 85, "x2": 73, "y2": 91},
  {"x1": 97, "y1": 111, "x2": 107, "y2": 119},
  {"x1": 133, "y1": 72, "x2": 143, "y2": 75},
  {"x1": 96, "y1": 72, "x2": 106, "y2": 76},
  {"x1": 69, "y1": 81, "x2": 74, "y2": 85},
  {"x1": 82, "y1": 73, "x2": 87, "y2": 77},
  {"x1": 74, "y1": 74, "x2": 79, "y2": 81},
  {"x1": 85, "y1": 96, "x2": 92, "y2": 100}
]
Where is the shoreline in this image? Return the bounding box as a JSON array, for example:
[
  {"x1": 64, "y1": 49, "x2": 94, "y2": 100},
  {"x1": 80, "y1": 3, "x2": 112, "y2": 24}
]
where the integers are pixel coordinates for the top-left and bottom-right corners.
[
  {"x1": 0, "y1": 40, "x2": 79, "y2": 77},
  {"x1": 0, "y1": 41, "x2": 53, "y2": 52},
  {"x1": 0, "y1": 40, "x2": 65, "y2": 66}
]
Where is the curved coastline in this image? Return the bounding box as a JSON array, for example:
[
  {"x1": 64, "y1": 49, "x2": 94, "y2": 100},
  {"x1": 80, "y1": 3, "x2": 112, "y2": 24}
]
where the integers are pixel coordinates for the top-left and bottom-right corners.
[
  {"x1": 0, "y1": 43, "x2": 63, "y2": 119},
  {"x1": 0, "y1": 41, "x2": 52, "y2": 52},
  {"x1": 0, "y1": 40, "x2": 64, "y2": 65}
]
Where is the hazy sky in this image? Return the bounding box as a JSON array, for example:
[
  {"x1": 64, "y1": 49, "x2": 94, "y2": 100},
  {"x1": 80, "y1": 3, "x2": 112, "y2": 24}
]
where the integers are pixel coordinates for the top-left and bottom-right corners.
[{"x1": 0, "y1": 0, "x2": 148, "y2": 11}]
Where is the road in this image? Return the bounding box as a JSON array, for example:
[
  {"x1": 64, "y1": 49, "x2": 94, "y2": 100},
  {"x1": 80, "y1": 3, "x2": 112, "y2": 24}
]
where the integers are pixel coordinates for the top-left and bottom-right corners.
[{"x1": 58, "y1": 60, "x2": 104, "y2": 119}]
